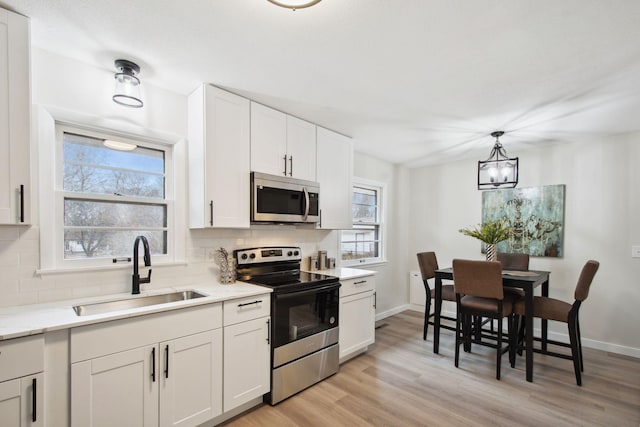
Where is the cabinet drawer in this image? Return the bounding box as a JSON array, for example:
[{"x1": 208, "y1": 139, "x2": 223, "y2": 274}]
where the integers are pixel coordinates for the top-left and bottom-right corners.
[
  {"x1": 223, "y1": 294, "x2": 270, "y2": 326},
  {"x1": 340, "y1": 276, "x2": 375, "y2": 297},
  {"x1": 0, "y1": 335, "x2": 44, "y2": 382},
  {"x1": 71, "y1": 303, "x2": 222, "y2": 363}
]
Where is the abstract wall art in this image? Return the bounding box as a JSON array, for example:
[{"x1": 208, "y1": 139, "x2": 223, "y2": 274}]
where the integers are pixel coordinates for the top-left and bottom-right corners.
[{"x1": 482, "y1": 184, "x2": 565, "y2": 257}]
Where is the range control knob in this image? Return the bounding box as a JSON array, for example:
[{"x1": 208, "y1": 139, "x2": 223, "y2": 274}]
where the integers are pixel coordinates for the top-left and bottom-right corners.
[
  {"x1": 287, "y1": 251, "x2": 293, "y2": 256},
  {"x1": 293, "y1": 250, "x2": 299, "y2": 256},
  {"x1": 241, "y1": 253, "x2": 248, "y2": 260},
  {"x1": 249, "y1": 253, "x2": 256, "y2": 259}
]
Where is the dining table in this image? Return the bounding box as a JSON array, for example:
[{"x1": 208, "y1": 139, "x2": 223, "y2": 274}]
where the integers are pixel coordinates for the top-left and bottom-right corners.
[{"x1": 433, "y1": 267, "x2": 550, "y2": 382}]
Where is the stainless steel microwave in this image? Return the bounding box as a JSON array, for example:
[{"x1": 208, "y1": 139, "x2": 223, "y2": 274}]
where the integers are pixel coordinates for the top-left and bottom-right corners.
[{"x1": 251, "y1": 172, "x2": 320, "y2": 224}]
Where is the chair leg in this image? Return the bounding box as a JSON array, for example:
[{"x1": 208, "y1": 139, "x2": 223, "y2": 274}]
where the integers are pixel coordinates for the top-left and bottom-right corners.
[
  {"x1": 568, "y1": 314, "x2": 582, "y2": 386},
  {"x1": 463, "y1": 313, "x2": 472, "y2": 352},
  {"x1": 496, "y1": 316, "x2": 503, "y2": 380},
  {"x1": 577, "y1": 317, "x2": 584, "y2": 372},
  {"x1": 424, "y1": 291, "x2": 432, "y2": 341},
  {"x1": 455, "y1": 307, "x2": 461, "y2": 368},
  {"x1": 517, "y1": 315, "x2": 525, "y2": 356},
  {"x1": 509, "y1": 315, "x2": 516, "y2": 368}
]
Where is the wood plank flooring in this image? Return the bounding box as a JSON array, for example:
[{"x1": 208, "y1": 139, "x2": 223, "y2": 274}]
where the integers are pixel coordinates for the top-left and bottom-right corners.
[{"x1": 221, "y1": 310, "x2": 640, "y2": 427}]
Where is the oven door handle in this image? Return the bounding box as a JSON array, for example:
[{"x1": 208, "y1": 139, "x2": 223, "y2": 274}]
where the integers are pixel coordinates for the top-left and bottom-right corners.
[{"x1": 275, "y1": 283, "x2": 340, "y2": 299}]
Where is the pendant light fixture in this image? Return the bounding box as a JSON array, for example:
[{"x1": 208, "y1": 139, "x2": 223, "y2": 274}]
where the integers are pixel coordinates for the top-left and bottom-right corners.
[
  {"x1": 112, "y1": 59, "x2": 143, "y2": 108},
  {"x1": 267, "y1": 0, "x2": 321, "y2": 10},
  {"x1": 477, "y1": 131, "x2": 519, "y2": 190}
]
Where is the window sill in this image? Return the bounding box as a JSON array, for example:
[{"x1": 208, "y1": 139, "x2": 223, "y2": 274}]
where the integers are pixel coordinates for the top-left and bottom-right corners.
[
  {"x1": 341, "y1": 259, "x2": 388, "y2": 268},
  {"x1": 36, "y1": 261, "x2": 188, "y2": 277}
]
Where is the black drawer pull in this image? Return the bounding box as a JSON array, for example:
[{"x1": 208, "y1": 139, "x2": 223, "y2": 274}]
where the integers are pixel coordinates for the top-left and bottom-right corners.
[
  {"x1": 238, "y1": 300, "x2": 262, "y2": 307},
  {"x1": 164, "y1": 345, "x2": 169, "y2": 379},
  {"x1": 32, "y1": 377, "x2": 37, "y2": 422},
  {"x1": 151, "y1": 347, "x2": 156, "y2": 382},
  {"x1": 354, "y1": 280, "x2": 367, "y2": 285}
]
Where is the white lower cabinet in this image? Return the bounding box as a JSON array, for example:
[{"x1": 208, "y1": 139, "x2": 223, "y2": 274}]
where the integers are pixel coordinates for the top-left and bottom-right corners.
[
  {"x1": 223, "y1": 294, "x2": 270, "y2": 412},
  {"x1": 70, "y1": 304, "x2": 223, "y2": 427},
  {"x1": 339, "y1": 275, "x2": 376, "y2": 362},
  {"x1": 0, "y1": 335, "x2": 44, "y2": 427}
]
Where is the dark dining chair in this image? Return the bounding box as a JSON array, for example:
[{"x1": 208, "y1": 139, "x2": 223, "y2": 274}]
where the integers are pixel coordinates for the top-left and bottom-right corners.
[
  {"x1": 497, "y1": 252, "x2": 530, "y2": 271},
  {"x1": 513, "y1": 260, "x2": 599, "y2": 385},
  {"x1": 452, "y1": 259, "x2": 519, "y2": 380},
  {"x1": 416, "y1": 252, "x2": 456, "y2": 341}
]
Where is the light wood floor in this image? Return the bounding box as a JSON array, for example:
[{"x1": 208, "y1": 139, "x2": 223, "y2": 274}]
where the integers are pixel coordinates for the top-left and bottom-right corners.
[{"x1": 221, "y1": 310, "x2": 640, "y2": 427}]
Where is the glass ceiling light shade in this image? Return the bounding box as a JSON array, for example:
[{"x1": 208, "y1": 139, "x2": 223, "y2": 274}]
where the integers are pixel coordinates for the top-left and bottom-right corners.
[
  {"x1": 477, "y1": 131, "x2": 519, "y2": 190},
  {"x1": 267, "y1": 0, "x2": 321, "y2": 10},
  {"x1": 103, "y1": 139, "x2": 137, "y2": 151},
  {"x1": 113, "y1": 59, "x2": 143, "y2": 108}
]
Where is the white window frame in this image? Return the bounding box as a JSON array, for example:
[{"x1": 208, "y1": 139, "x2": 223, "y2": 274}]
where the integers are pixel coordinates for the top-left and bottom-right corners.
[
  {"x1": 340, "y1": 177, "x2": 386, "y2": 267},
  {"x1": 41, "y1": 123, "x2": 175, "y2": 271}
]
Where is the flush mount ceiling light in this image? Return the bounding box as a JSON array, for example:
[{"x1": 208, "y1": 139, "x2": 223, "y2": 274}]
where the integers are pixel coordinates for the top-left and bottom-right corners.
[
  {"x1": 267, "y1": 0, "x2": 321, "y2": 10},
  {"x1": 113, "y1": 59, "x2": 143, "y2": 108},
  {"x1": 103, "y1": 139, "x2": 137, "y2": 151},
  {"x1": 477, "y1": 131, "x2": 519, "y2": 190}
]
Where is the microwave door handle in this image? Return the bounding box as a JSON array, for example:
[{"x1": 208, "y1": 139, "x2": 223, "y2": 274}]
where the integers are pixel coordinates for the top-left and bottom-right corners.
[{"x1": 302, "y1": 187, "x2": 310, "y2": 221}]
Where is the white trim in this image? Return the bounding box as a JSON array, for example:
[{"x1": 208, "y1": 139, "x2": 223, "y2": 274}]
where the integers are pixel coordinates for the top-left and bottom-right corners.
[
  {"x1": 375, "y1": 304, "x2": 409, "y2": 322},
  {"x1": 38, "y1": 114, "x2": 176, "y2": 271},
  {"x1": 341, "y1": 177, "x2": 387, "y2": 267},
  {"x1": 36, "y1": 260, "x2": 188, "y2": 276}
]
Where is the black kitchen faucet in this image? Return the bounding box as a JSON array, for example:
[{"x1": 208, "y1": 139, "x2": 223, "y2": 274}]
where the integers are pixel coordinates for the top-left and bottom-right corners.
[{"x1": 132, "y1": 235, "x2": 152, "y2": 294}]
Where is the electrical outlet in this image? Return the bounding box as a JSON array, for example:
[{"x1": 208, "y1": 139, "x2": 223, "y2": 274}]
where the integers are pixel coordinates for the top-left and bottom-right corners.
[{"x1": 632, "y1": 246, "x2": 640, "y2": 258}]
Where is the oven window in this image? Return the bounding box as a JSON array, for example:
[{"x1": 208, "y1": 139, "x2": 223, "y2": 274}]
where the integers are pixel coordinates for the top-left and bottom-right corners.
[{"x1": 272, "y1": 288, "x2": 339, "y2": 347}]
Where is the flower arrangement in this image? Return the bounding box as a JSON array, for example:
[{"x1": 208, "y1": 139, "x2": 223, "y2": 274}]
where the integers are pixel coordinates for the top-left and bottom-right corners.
[
  {"x1": 459, "y1": 220, "x2": 511, "y2": 261},
  {"x1": 459, "y1": 219, "x2": 511, "y2": 244}
]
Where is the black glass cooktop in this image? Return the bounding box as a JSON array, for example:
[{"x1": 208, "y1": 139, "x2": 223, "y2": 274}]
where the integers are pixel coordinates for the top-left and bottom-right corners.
[{"x1": 241, "y1": 270, "x2": 339, "y2": 293}]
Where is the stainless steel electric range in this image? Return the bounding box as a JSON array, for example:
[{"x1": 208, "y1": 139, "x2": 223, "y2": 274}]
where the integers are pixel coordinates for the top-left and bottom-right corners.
[{"x1": 234, "y1": 246, "x2": 340, "y2": 405}]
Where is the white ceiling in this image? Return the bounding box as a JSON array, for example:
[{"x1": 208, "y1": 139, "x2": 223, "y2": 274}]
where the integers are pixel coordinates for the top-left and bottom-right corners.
[{"x1": 3, "y1": 0, "x2": 640, "y2": 167}]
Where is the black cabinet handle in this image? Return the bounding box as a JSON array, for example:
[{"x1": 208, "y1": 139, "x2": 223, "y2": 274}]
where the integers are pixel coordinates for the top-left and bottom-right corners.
[
  {"x1": 151, "y1": 347, "x2": 156, "y2": 382},
  {"x1": 266, "y1": 319, "x2": 271, "y2": 344},
  {"x1": 209, "y1": 201, "x2": 213, "y2": 226},
  {"x1": 19, "y1": 184, "x2": 25, "y2": 223},
  {"x1": 238, "y1": 300, "x2": 262, "y2": 307},
  {"x1": 354, "y1": 280, "x2": 367, "y2": 285},
  {"x1": 289, "y1": 156, "x2": 293, "y2": 176},
  {"x1": 32, "y1": 377, "x2": 37, "y2": 422},
  {"x1": 164, "y1": 345, "x2": 169, "y2": 379},
  {"x1": 282, "y1": 155, "x2": 287, "y2": 176},
  {"x1": 374, "y1": 291, "x2": 377, "y2": 309}
]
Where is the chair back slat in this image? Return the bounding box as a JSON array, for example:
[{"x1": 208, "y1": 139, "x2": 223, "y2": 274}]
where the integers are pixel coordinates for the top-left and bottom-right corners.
[
  {"x1": 497, "y1": 252, "x2": 530, "y2": 271},
  {"x1": 574, "y1": 260, "x2": 599, "y2": 301},
  {"x1": 417, "y1": 252, "x2": 439, "y2": 281},
  {"x1": 452, "y1": 259, "x2": 503, "y2": 299}
]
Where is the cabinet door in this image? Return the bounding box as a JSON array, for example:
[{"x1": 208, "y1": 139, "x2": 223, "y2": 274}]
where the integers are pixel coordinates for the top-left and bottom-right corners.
[
  {"x1": 339, "y1": 291, "x2": 375, "y2": 361},
  {"x1": 0, "y1": 373, "x2": 43, "y2": 427},
  {"x1": 188, "y1": 84, "x2": 250, "y2": 228},
  {"x1": 159, "y1": 329, "x2": 223, "y2": 427},
  {"x1": 250, "y1": 102, "x2": 288, "y2": 176},
  {"x1": 316, "y1": 127, "x2": 353, "y2": 229},
  {"x1": 71, "y1": 345, "x2": 158, "y2": 427},
  {"x1": 223, "y1": 317, "x2": 270, "y2": 412},
  {"x1": 0, "y1": 8, "x2": 30, "y2": 224},
  {"x1": 286, "y1": 116, "x2": 316, "y2": 181}
]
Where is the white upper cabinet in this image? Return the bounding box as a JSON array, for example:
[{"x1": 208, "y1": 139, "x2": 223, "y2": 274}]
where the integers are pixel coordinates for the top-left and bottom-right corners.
[
  {"x1": 0, "y1": 8, "x2": 30, "y2": 225},
  {"x1": 188, "y1": 85, "x2": 251, "y2": 228},
  {"x1": 250, "y1": 102, "x2": 316, "y2": 181},
  {"x1": 316, "y1": 127, "x2": 353, "y2": 229}
]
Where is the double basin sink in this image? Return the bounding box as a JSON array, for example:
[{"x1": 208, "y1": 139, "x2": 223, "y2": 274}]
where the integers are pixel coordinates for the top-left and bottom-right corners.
[{"x1": 73, "y1": 290, "x2": 206, "y2": 316}]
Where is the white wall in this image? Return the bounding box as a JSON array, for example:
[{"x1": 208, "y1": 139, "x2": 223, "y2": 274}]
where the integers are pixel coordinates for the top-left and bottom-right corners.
[
  {"x1": 0, "y1": 49, "x2": 340, "y2": 307},
  {"x1": 352, "y1": 152, "x2": 410, "y2": 318},
  {"x1": 407, "y1": 135, "x2": 640, "y2": 356}
]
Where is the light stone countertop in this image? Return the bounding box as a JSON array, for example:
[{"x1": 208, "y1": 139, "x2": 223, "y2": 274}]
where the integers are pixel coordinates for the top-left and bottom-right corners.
[
  {"x1": 319, "y1": 267, "x2": 377, "y2": 280},
  {"x1": 0, "y1": 281, "x2": 270, "y2": 341}
]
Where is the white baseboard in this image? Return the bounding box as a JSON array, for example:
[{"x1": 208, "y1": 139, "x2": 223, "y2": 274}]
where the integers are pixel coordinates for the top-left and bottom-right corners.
[{"x1": 376, "y1": 304, "x2": 409, "y2": 322}]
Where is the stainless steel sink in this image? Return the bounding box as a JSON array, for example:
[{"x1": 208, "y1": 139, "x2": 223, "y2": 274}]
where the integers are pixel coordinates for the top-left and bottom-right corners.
[{"x1": 73, "y1": 290, "x2": 206, "y2": 316}]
